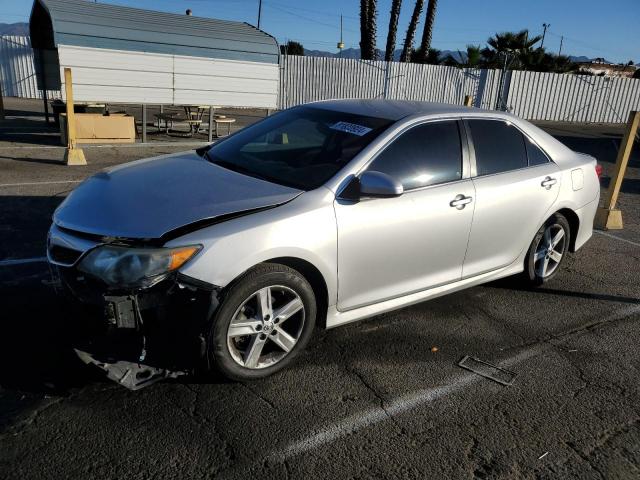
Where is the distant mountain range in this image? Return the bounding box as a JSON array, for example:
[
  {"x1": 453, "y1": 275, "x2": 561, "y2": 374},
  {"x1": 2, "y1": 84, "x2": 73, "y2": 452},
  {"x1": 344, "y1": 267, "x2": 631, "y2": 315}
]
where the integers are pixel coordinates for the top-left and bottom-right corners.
[
  {"x1": 304, "y1": 47, "x2": 461, "y2": 62},
  {"x1": 303, "y1": 47, "x2": 618, "y2": 65},
  {"x1": 0, "y1": 22, "x2": 28, "y2": 35}
]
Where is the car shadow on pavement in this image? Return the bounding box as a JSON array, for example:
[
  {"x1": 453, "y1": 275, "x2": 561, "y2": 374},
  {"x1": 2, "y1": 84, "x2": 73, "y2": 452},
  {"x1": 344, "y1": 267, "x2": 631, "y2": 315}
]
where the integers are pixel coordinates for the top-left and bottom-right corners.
[
  {"x1": 0, "y1": 155, "x2": 66, "y2": 166},
  {"x1": 0, "y1": 278, "x2": 103, "y2": 394},
  {"x1": 485, "y1": 278, "x2": 640, "y2": 305},
  {"x1": 0, "y1": 196, "x2": 65, "y2": 260}
]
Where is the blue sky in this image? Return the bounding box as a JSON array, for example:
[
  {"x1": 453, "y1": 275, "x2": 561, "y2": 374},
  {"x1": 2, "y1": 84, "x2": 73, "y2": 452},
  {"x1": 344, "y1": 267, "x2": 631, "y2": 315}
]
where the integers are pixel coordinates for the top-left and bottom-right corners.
[{"x1": 2, "y1": 0, "x2": 638, "y2": 62}]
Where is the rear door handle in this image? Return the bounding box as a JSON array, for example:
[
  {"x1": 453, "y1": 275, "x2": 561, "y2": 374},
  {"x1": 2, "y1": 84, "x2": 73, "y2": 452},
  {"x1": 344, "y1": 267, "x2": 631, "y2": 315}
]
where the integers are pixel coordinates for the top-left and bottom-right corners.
[
  {"x1": 450, "y1": 194, "x2": 473, "y2": 210},
  {"x1": 541, "y1": 176, "x2": 557, "y2": 189}
]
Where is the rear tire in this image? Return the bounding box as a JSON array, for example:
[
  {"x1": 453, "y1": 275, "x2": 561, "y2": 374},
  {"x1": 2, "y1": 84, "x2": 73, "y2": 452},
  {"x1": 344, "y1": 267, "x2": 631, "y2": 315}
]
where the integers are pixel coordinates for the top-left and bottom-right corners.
[
  {"x1": 522, "y1": 213, "x2": 570, "y2": 286},
  {"x1": 208, "y1": 263, "x2": 316, "y2": 381}
]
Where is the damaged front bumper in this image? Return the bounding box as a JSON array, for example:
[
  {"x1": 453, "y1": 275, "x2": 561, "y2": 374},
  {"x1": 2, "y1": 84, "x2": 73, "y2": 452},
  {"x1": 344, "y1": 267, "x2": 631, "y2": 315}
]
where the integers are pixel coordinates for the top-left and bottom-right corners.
[
  {"x1": 47, "y1": 223, "x2": 221, "y2": 389},
  {"x1": 55, "y1": 266, "x2": 220, "y2": 390}
]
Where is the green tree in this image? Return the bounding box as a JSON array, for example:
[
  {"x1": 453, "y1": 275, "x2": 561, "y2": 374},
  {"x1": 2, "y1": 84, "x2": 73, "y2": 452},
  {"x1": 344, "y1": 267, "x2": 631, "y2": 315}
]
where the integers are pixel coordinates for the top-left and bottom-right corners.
[
  {"x1": 280, "y1": 41, "x2": 304, "y2": 56},
  {"x1": 400, "y1": 0, "x2": 424, "y2": 62},
  {"x1": 443, "y1": 45, "x2": 482, "y2": 67},
  {"x1": 412, "y1": 47, "x2": 441, "y2": 64},
  {"x1": 384, "y1": 0, "x2": 403, "y2": 61}
]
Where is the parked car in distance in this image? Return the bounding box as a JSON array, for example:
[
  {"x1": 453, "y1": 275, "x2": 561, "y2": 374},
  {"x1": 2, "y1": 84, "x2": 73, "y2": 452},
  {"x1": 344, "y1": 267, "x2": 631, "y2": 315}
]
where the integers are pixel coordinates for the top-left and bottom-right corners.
[{"x1": 48, "y1": 100, "x2": 600, "y2": 388}]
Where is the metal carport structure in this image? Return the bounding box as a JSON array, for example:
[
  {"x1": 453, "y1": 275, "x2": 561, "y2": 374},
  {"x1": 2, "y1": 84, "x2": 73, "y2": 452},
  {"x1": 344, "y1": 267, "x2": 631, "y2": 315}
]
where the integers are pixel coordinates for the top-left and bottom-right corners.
[{"x1": 29, "y1": 0, "x2": 280, "y2": 108}]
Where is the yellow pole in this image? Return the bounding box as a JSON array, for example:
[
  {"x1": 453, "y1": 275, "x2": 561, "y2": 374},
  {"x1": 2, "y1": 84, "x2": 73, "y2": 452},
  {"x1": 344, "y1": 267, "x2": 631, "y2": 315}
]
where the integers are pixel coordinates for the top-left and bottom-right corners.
[
  {"x1": 594, "y1": 110, "x2": 640, "y2": 230},
  {"x1": 63, "y1": 67, "x2": 86, "y2": 166},
  {"x1": 463, "y1": 95, "x2": 473, "y2": 107}
]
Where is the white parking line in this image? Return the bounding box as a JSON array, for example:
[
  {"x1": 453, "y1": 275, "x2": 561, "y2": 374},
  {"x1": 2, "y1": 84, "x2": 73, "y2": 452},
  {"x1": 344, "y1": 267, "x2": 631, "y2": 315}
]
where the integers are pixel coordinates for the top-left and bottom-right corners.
[
  {"x1": 271, "y1": 347, "x2": 540, "y2": 461},
  {"x1": 0, "y1": 180, "x2": 82, "y2": 188},
  {"x1": 0, "y1": 256, "x2": 48, "y2": 267},
  {"x1": 595, "y1": 230, "x2": 640, "y2": 247}
]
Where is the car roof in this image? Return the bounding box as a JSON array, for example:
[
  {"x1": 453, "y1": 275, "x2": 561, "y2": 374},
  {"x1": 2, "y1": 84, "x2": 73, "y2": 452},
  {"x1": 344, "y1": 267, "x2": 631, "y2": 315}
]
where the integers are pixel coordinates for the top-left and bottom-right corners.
[{"x1": 306, "y1": 99, "x2": 500, "y2": 121}]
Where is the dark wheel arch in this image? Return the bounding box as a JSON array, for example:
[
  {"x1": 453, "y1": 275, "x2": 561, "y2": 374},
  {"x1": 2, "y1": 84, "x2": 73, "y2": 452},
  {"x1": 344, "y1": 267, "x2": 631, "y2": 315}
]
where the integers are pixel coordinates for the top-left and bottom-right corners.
[
  {"x1": 264, "y1": 257, "x2": 329, "y2": 328},
  {"x1": 556, "y1": 208, "x2": 579, "y2": 252}
]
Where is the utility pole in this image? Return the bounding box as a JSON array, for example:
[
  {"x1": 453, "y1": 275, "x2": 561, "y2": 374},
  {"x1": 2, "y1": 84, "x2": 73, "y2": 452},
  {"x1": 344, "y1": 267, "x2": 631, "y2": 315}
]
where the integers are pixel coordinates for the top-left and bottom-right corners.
[
  {"x1": 337, "y1": 15, "x2": 345, "y2": 57},
  {"x1": 541, "y1": 23, "x2": 550, "y2": 48},
  {"x1": 558, "y1": 35, "x2": 564, "y2": 56},
  {"x1": 257, "y1": 0, "x2": 262, "y2": 29}
]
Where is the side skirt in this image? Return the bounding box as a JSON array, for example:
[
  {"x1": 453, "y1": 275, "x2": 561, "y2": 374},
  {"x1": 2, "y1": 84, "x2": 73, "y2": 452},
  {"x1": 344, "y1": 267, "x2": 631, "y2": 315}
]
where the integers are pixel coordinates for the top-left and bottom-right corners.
[{"x1": 325, "y1": 262, "x2": 524, "y2": 329}]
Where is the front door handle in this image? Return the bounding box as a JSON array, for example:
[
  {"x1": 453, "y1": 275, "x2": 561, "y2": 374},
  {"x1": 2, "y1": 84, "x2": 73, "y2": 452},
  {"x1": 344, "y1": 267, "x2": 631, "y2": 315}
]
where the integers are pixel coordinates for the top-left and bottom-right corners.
[
  {"x1": 541, "y1": 176, "x2": 557, "y2": 189},
  {"x1": 450, "y1": 194, "x2": 473, "y2": 210}
]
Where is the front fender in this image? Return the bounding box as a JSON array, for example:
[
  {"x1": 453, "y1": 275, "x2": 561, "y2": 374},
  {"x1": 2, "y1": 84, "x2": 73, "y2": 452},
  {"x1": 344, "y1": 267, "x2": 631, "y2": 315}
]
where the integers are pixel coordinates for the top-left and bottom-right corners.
[{"x1": 166, "y1": 188, "x2": 338, "y2": 306}]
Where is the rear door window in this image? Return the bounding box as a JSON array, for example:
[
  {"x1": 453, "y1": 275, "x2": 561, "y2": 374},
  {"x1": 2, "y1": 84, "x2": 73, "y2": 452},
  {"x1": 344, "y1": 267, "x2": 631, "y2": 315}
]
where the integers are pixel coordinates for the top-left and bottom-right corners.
[
  {"x1": 468, "y1": 120, "x2": 528, "y2": 176},
  {"x1": 367, "y1": 120, "x2": 463, "y2": 190}
]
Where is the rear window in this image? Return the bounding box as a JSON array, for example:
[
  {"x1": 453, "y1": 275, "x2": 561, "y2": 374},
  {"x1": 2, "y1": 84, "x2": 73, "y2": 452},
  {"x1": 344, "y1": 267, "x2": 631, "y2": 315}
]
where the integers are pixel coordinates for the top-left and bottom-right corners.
[
  {"x1": 206, "y1": 106, "x2": 393, "y2": 190},
  {"x1": 468, "y1": 120, "x2": 528, "y2": 176}
]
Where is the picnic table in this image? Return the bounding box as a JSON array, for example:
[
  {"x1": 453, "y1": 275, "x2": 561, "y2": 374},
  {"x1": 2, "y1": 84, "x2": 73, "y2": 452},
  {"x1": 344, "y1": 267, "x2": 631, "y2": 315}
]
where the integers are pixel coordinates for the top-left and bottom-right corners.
[
  {"x1": 183, "y1": 105, "x2": 210, "y2": 135},
  {"x1": 154, "y1": 112, "x2": 178, "y2": 133}
]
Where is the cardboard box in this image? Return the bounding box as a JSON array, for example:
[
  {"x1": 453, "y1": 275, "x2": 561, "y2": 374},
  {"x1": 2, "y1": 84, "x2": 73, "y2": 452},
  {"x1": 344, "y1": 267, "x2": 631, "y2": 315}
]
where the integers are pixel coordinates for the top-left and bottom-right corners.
[{"x1": 60, "y1": 113, "x2": 135, "y2": 144}]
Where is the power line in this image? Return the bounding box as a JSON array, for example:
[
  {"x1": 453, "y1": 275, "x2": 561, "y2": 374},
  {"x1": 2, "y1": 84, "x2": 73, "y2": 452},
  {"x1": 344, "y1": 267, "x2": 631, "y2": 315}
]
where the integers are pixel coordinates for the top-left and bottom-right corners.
[
  {"x1": 265, "y1": 3, "x2": 358, "y2": 34},
  {"x1": 546, "y1": 29, "x2": 627, "y2": 58},
  {"x1": 267, "y1": 0, "x2": 359, "y2": 21}
]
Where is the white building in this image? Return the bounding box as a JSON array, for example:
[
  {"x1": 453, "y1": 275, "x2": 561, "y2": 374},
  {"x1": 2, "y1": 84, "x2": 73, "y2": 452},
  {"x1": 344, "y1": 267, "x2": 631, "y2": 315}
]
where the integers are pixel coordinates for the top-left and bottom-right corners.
[{"x1": 29, "y1": 0, "x2": 280, "y2": 108}]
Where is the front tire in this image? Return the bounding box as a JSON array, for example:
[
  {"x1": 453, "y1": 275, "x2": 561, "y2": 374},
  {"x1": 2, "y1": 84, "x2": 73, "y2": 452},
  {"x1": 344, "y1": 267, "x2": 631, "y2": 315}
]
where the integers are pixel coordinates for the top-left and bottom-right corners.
[
  {"x1": 208, "y1": 263, "x2": 316, "y2": 381},
  {"x1": 522, "y1": 213, "x2": 570, "y2": 286}
]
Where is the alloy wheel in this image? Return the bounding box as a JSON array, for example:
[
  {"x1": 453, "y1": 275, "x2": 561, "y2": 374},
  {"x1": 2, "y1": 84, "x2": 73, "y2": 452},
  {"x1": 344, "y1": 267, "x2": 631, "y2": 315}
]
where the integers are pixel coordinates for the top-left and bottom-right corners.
[
  {"x1": 534, "y1": 224, "x2": 566, "y2": 278},
  {"x1": 226, "y1": 285, "x2": 305, "y2": 369}
]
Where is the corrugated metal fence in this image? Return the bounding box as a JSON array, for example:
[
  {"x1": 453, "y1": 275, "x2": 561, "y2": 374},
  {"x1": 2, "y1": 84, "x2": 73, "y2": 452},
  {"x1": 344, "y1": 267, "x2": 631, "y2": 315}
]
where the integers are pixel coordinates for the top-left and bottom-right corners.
[
  {"x1": 280, "y1": 55, "x2": 640, "y2": 124},
  {"x1": 0, "y1": 35, "x2": 60, "y2": 99},
  {"x1": 507, "y1": 70, "x2": 640, "y2": 123},
  {"x1": 2, "y1": 36, "x2": 640, "y2": 124},
  {"x1": 279, "y1": 56, "x2": 504, "y2": 111}
]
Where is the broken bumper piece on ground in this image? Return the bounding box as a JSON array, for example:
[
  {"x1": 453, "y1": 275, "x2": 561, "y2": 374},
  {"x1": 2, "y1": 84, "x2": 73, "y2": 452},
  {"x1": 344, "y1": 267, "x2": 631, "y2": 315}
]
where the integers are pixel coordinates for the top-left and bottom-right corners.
[{"x1": 75, "y1": 348, "x2": 187, "y2": 390}]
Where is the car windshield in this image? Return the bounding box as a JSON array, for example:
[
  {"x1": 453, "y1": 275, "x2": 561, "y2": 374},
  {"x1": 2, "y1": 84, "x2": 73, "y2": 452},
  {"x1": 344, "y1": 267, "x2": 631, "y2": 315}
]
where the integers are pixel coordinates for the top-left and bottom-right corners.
[{"x1": 205, "y1": 106, "x2": 393, "y2": 190}]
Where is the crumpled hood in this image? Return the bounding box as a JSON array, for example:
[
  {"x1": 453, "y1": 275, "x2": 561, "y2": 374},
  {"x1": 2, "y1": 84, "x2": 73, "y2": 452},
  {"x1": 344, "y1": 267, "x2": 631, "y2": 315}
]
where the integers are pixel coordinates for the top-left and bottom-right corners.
[{"x1": 54, "y1": 151, "x2": 302, "y2": 239}]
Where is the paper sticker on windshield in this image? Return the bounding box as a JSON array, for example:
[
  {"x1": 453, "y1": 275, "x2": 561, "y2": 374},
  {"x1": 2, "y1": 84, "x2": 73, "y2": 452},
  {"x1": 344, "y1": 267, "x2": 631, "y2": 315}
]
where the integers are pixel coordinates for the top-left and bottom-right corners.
[{"x1": 330, "y1": 121, "x2": 372, "y2": 136}]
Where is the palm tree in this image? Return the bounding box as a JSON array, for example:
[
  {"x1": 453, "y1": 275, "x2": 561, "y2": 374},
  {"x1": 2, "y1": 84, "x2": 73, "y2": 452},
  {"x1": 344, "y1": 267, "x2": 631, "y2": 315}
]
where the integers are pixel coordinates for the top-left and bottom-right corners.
[
  {"x1": 368, "y1": 0, "x2": 378, "y2": 59},
  {"x1": 360, "y1": 0, "x2": 370, "y2": 59},
  {"x1": 400, "y1": 0, "x2": 424, "y2": 62},
  {"x1": 416, "y1": 0, "x2": 437, "y2": 63},
  {"x1": 384, "y1": 0, "x2": 403, "y2": 61},
  {"x1": 360, "y1": 0, "x2": 378, "y2": 60},
  {"x1": 481, "y1": 29, "x2": 542, "y2": 69}
]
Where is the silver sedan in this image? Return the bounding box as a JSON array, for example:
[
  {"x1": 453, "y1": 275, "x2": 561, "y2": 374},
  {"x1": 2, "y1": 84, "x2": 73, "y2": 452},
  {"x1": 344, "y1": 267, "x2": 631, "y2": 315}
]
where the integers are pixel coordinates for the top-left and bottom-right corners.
[{"x1": 48, "y1": 100, "x2": 600, "y2": 386}]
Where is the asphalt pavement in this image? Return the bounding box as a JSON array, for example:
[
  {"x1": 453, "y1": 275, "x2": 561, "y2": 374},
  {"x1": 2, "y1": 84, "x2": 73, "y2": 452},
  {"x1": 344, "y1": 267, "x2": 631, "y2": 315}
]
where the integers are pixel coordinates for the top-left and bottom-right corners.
[{"x1": 1, "y1": 104, "x2": 639, "y2": 479}]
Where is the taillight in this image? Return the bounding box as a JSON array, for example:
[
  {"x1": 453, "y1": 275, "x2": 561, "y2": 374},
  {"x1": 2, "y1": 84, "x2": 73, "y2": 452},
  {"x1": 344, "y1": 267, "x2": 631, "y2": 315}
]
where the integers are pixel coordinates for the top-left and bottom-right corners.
[{"x1": 595, "y1": 164, "x2": 603, "y2": 178}]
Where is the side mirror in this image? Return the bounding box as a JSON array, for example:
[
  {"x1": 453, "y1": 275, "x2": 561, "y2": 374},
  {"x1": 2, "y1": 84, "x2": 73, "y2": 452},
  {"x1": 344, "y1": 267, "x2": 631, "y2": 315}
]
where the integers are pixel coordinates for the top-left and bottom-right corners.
[{"x1": 358, "y1": 171, "x2": 404, "y2": 198}]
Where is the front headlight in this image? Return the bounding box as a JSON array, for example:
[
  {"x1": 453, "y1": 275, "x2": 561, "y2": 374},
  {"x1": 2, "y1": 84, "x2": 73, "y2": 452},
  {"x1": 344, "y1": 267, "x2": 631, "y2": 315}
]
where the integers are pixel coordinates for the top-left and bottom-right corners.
[{"x1": 78, "y1": 245, "x2": 201, "y2": 288}]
